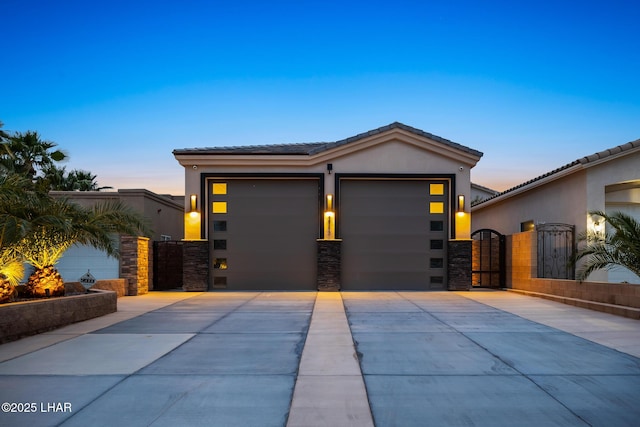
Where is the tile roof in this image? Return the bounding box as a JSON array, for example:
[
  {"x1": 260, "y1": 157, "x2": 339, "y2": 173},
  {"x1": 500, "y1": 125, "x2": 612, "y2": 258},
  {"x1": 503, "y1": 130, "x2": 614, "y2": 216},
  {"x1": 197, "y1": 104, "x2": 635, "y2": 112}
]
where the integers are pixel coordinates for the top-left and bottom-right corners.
[
  {"x1": 173, "y1": 122, "x2": 483, "y2": 158},
  {"x1": 475, "y1": 138, "x2": 640, "y2": 206}
]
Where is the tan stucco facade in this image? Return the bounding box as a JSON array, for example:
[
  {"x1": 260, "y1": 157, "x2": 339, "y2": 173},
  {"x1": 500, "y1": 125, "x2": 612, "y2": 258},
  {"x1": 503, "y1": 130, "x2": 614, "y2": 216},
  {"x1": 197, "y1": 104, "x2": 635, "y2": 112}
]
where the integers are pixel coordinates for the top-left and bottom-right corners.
[
  {"x1": 176, "y1": 125, "x2": 481, "y2": 241},
  {"x1": 50, "y1": 189, "x2": 184, "y2": 241},
  {"x1": 472, "y1": 141, "x2": 640, "y2": 283}
]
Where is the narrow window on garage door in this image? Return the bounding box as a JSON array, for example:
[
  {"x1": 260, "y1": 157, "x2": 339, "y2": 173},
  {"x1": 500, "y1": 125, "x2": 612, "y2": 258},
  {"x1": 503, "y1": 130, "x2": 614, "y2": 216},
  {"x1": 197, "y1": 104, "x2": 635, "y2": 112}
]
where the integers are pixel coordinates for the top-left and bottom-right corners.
[
  {"x1": 428, "y1": 182, "x2": 447, "y2": 290},
  {"x1": 211, "y1": 182, "x2": 228, "y2": 289}
]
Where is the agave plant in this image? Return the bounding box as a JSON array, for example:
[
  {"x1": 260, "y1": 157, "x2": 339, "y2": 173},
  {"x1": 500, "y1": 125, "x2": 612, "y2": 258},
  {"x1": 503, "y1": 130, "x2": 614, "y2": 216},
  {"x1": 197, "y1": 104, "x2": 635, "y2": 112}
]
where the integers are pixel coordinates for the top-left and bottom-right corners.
[
  {"x1": 15, "y1": 198, "x2": 151, "y2": 298},
  {"x1": 574, "y1": 210, "x2": 640, "y2": 282}
]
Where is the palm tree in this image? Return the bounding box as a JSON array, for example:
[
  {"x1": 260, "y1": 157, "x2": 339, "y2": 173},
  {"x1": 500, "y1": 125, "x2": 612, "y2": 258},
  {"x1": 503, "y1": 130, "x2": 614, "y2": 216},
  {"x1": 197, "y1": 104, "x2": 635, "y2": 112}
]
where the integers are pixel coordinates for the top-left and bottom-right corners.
[
  {"x1": 574, "y1": 210, "x2": 640, "y2": 282},
  {"x1": 15, "y1": 198, "x2": 151, "y2": 297},
  {"x1": 0, "y1": 121, "x2": 13, "y2": 174},
  {"x1": 65, "y1": 169, "x2": 113, "y2": 191},
  {"x1": 0, "y1": 174, "x2": 39, "y2": 302},
  {"x1": 41, "y1": 165, "x2": 113, "y2": 192},
  {"x1": 0, "y1": 130, "x2": 67, "y2": 181}
]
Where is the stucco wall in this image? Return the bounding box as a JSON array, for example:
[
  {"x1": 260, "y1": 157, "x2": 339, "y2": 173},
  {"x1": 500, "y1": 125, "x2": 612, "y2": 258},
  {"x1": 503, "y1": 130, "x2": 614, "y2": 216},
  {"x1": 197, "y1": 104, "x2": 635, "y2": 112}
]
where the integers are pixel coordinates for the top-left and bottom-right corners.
[
  {"x1": 182, "y1": 136, "x2": 475, "y2": 240},
  {"x1": 472, "y1": 169, "x2": 588, "y2": 235},
  {"x1": 586, "y1": 149, "x2": 640, "y2": 213},
  {"x1": 50, "y1": 189, "x2": 184, "y2": 241}
]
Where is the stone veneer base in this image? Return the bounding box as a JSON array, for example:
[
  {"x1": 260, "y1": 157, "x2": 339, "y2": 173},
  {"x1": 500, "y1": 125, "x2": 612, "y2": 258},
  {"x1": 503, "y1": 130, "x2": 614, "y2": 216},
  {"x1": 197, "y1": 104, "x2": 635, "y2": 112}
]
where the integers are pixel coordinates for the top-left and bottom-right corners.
[
  {"x1": 317, "y1": 239, "x2": 342, "y2": 291},
  {"x1": 448, "y1": 240, "x2": 472, "y2": 291}
]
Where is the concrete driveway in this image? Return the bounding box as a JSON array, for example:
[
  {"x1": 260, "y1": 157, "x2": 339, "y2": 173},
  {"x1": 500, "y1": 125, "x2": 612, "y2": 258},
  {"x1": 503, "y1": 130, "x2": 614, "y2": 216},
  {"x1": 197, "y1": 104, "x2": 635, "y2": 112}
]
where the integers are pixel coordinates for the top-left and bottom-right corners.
[{"x1": 0, "y1": 290, "x2": 639, "y2": 426}]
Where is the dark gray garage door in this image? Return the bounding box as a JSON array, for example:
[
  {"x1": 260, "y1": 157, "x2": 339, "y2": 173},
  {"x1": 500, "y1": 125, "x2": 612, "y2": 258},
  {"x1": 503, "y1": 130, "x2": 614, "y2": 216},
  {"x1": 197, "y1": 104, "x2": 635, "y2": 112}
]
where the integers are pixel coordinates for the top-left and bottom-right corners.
[
  {"x1": 340, "y1": 179, "x2": 448, "y2": 290},
  {"x1": 209, "y1": 179, "x2": 319, "y2": 290}
]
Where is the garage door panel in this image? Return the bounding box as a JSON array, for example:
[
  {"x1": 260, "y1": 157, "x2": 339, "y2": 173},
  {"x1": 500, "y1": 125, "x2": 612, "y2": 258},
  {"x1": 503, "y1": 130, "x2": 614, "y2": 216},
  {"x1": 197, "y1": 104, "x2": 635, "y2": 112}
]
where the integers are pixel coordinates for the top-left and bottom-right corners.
[
  {"x1": 346, "y1": 218, "x2": 430, "y2": 235},
  {"x1": 346, "y1": 272, "x2": 430, "y2": 290},
  {"x1": 210, "y1": 179, "x2": 319, "y2": 290},
  {"x1": 340, "y1": 179, "x2": 447, "y2": 291}
]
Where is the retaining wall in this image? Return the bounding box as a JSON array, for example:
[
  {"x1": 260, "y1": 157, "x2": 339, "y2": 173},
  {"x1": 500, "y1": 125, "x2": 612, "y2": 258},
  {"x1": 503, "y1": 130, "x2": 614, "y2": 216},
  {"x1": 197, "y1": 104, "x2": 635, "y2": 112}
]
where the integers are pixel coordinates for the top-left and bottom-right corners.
[{"x1": 0, "y1": 289, "x2": 117, "y2": 344}]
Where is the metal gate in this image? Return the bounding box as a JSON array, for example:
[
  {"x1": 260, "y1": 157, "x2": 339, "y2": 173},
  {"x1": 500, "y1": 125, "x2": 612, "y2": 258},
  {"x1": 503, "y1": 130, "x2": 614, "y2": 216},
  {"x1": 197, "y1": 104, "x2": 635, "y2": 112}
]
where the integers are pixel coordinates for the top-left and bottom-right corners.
[
  {"x1": 153, "y1": 241, "x2": 183, "y2": 290},
  {"x1": 471, "y1": 229, "x2": 505, "y2": 288},
  {"x1": 537, "y1": 223, "x2": 575, "y2": 279}
]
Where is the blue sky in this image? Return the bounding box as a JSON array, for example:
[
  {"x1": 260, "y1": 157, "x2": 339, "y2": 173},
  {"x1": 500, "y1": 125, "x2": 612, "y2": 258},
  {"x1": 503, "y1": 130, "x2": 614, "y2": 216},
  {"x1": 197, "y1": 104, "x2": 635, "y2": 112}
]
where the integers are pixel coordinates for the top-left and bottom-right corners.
[{"x1": 2, "y1": 0, "x2": 639, "y2": 194}]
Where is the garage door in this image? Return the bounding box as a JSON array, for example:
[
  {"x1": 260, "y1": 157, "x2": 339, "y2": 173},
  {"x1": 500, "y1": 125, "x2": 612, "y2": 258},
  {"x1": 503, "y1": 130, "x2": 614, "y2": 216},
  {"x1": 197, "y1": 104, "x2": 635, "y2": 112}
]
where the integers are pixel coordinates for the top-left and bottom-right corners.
[
  {"x1": 209, "y1": 179, "x2": 319, "y2": 290},
  {"x1": 340, "y1": 179, "x2": 448, "y2": 290}
]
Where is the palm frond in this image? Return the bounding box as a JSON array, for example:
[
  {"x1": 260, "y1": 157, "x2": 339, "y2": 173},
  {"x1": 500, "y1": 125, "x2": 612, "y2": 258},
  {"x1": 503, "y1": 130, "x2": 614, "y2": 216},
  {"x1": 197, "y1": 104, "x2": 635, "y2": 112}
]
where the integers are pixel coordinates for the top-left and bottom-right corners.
[{"x1": 574, "y1": 210, "x2": 640, "y2": 281}]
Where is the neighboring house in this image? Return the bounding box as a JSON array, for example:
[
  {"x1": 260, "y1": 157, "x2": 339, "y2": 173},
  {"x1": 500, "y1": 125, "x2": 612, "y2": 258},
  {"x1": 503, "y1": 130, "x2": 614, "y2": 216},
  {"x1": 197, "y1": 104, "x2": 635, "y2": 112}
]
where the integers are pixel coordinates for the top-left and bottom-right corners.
[
  {"x1": 50, "y1": 189, "x2": 184, "y2": 282},
  {"x1": 471, "y1": 183, "x2": 499, "y2": 205},
  {"x1": 472, "y1": 139, "x2": 640, "y2": 284},
  {"x1": 173, "y1": 122, "x2": 483, "y2": 291}
]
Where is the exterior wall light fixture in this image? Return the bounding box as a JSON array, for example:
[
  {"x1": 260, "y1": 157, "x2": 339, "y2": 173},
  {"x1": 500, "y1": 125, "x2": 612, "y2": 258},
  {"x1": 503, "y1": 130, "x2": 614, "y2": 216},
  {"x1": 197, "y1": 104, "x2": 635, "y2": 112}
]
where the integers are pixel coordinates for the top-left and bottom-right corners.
[
  {"x1": 324, "y1": 194, "x2": 335, "y2": 239},
  {"x1": 190, "y1": 194, "x2": 197, "y2": 212},
  {"x1": 457, "y1": 195, "x2": 465, "y2": 213}
]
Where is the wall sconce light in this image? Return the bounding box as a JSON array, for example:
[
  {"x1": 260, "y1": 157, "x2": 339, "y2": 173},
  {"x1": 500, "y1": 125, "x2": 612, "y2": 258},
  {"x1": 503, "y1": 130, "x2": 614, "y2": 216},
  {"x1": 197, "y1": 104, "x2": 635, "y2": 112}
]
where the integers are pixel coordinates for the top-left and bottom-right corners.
[
  {"x1": 594, "y1": 220, "x2": 604, "y2": 233},
  {"x1": 327, "y1": 163, "x2": 333, "y2": 174},
  {"x1": 590, "y1": 213, "x2": 604, "y2": 233},
  {"x1": 324, "y1": 194, "x2": 335, "y2": 240},
  {"x1": 190, "y1": 194, "x2": 197, "y2": 212},
  {"x1": 457, "y1": 195, "x2": 465, "y2": 213}
]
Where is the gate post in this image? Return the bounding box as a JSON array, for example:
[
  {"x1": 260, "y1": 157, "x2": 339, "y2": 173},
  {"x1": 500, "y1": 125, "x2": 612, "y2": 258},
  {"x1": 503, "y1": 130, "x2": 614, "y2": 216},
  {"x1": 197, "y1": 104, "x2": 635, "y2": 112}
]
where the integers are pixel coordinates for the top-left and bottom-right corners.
[
  {"x1": 448, "y1": 240, "x2": 472, "y2": 291},
  {"x1": 182, "y1": 240, "x2": 209, "y2": 291},
  {"x1": 120, "y1": 235, "x2": 150, "y2": 296}
]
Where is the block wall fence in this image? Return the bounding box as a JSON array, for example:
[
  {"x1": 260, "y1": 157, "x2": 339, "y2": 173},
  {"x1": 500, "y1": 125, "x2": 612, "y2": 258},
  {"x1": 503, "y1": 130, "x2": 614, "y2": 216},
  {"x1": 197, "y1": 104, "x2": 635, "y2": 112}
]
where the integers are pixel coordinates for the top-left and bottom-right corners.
[{"x1": 504, "y1": 231, "x2": 640, "y2": 319}]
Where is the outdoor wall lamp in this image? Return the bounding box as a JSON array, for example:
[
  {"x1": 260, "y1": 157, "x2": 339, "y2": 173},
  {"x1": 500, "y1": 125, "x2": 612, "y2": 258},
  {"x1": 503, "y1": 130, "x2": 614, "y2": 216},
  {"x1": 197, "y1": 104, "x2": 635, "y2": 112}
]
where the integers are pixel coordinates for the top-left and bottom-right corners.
[
  {"x1": 327, "y1": 163, "x2": 333, "y2": 174},
  {"x1": 190, "y1": 194, "x2": 197, "y2": 212},
  {"x1": 324, "y1": 194, "x2": 335, "y2": 240},
  {"x1": 457, "y1": 195, "x2": 465, "y2": 213},
  {"x1": 594, "y1": 220, "x2": 604, "y2": 233}
]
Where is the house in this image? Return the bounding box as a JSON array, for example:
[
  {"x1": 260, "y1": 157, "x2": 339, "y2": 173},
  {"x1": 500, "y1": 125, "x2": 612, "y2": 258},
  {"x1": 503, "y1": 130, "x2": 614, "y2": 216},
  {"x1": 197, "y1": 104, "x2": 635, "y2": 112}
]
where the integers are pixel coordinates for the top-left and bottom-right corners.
[
  {"x1": 472, "y1": 138, "x2": 640, "y2": 284},
  {"x1": 471, "y1": 183, "x2": 499, "y2": 204},
  {"x1": 50, "y1": 189, "x2": 184, "y2": 283},
  {"x1": 173, "y1": 122, "x2": 483, "y2": 291}
]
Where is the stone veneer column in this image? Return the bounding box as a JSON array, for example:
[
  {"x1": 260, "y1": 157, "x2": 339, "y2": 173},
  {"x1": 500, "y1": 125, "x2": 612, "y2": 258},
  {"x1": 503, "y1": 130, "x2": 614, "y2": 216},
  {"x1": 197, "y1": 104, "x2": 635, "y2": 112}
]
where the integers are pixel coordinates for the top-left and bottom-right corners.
[
  {"x1": 120, "y1": 235, "x2": 150, "y2": 296},
  {"x1": 182, "y1": 240, "x2": 209, "y2": 291},
  {"x1": 447, "y1": 239, "x2": 472, "y2": 291},
  {"x1": 317, "y1": 240, "x2": 342, "y2": 291}
]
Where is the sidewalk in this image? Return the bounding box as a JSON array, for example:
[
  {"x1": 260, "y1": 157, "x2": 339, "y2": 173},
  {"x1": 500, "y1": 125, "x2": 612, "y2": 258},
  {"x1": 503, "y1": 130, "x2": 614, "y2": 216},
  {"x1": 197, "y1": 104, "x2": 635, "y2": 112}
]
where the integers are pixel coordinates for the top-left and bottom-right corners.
[{"x1": 0, "y1": 290, "x2": 638, "y2": 426}]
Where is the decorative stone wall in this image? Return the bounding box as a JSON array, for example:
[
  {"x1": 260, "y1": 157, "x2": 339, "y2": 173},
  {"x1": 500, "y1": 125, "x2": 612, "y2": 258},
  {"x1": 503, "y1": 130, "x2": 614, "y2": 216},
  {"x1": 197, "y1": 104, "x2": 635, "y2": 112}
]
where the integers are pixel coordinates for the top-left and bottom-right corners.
[
  {"x1": 120, "y1": 235, "x2": 150, "y2": 296},
  {"x1": 447, "y1": 240, "x2": 472, "y2": 291},
  {"x1": 183, "y1": 240, "x2": 209, "y2": 291},
  {"x1": 0, "y1": 289, "x2": 117, "y2": 344},
  {"x1": 317, "y1": 240, "x2": 342, "y2": 291}
]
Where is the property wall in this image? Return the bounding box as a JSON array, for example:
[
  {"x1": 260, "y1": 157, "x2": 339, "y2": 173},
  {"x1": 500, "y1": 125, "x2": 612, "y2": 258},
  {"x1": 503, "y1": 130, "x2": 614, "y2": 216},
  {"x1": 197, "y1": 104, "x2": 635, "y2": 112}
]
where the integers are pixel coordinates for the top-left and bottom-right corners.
[
  {"x1": 505, "y1": 232, "x2": 537, "y2": 287},
  {"x1": 503, "y1": 231, "x2": 639, "y2": 319}
]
